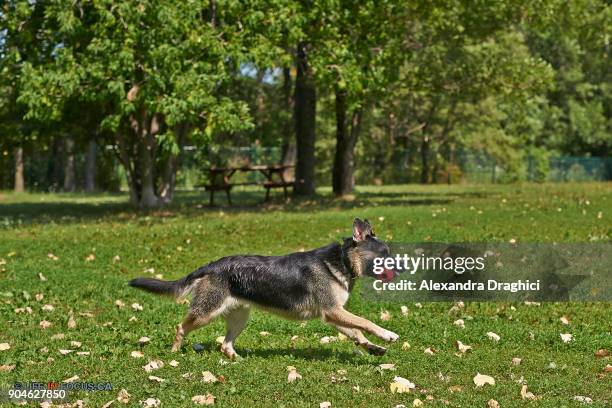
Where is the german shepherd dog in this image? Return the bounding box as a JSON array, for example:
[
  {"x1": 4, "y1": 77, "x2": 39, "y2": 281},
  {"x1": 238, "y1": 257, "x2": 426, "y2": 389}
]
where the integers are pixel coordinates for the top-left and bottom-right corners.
[{"x1": 129, "y1": 218, "x2": 398, "y2": 359}]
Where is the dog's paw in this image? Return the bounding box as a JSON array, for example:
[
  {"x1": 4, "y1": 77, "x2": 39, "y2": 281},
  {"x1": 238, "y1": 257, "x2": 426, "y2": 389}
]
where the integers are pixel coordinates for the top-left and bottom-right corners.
[
  {"x1": 366, "y1": 343, "x2": 387, "y2": 356},
  {"x1": 380, "y1": 329, "x2": 399, "y2": 342}
]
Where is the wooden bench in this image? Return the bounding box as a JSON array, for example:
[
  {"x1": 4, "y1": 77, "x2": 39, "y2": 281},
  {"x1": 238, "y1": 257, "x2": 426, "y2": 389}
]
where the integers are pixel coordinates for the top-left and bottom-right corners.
[{"x1": 204, "y1": 164, "x2": 294, "y2": 205}]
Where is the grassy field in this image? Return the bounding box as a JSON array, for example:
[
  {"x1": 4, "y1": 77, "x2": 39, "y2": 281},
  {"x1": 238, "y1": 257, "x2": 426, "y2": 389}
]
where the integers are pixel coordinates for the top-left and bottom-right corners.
[{"x1": 0, "y1": 183, "x2": 610, "y2": 407}]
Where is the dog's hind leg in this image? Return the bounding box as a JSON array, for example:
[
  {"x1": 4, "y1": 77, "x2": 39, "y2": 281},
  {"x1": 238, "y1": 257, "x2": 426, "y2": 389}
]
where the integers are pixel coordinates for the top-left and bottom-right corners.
[
  {"x1": 332, "y1": 325, "x2": 387, "y2": 356},
  {"x1": 172, "y1": 278, "x2": 229, "y2": 352},
  {"x1": 172, "y1": 312, "x2": 217, "y2": 352},
  {"x1": 221, "y1": 306, "x2": 250, "y2": 360}
]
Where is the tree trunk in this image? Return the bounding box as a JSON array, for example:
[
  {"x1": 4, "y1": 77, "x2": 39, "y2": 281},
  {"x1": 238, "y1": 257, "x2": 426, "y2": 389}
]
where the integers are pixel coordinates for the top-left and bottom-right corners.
[
  {"x1": 63, "y1": 137, "x2": 76, "y2": 192},
  {"x1": 137, "y1": 113, "x2": 158, "y2": 208},
  {"x1": 420, "y1": 135, "x2": 430, "y2": 184},
  {"x1": 14, "y1": 146, "x2": 24, "y2": 192},
  {"x1": 159, "y1": 123, "x2": 188, "y2": 203},
  {"x1": 293, "y1": 41, "x2": 316, "y2": 195},
  {"x1": 84, "y1": 140, "x2": 97, "y2": 192},
  {"x1": 281, "y1": 67, "x2": 296, "y2": 180},
  {"x1": 332, "y1": 87, "x2": 362, "y2": 196}
]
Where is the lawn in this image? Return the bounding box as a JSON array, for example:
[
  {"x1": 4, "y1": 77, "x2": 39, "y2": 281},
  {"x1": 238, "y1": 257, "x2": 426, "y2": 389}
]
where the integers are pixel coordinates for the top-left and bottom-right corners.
[{"x1": 0, "y1": 183, "x2": 610, "y2": 407}]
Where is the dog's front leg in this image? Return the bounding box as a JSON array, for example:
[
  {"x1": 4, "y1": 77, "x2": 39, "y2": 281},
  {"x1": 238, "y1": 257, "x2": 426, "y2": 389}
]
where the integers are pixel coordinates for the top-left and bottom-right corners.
[
  {"x1": 333, "y1": 325, "x2": 387, "y2": 356},
  {"x1": 323, "y1": 307, "x2": 399, "y2": 342}
]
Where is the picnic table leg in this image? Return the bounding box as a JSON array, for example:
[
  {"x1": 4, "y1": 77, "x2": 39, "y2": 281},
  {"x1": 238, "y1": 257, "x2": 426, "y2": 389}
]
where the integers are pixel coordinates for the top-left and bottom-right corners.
[
  {"x1": 210, "y1": 190, "x2": 215, "y2": 206},
  {"x1": 225, "y1": 187, "x2": 232, "y2": 205},
  {"x1": 265, "y1": 187, "x2": 271, "y2": 202}
]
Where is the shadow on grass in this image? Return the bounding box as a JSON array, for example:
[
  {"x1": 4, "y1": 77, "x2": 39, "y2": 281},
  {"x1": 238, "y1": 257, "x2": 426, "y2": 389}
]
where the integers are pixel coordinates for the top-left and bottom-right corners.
[
  {"x1": 0, "y1": 186, "x2": 479, "y2": 227},
  {"x1": 187, "y1": 341, "x2": 363, "y2": 363}
]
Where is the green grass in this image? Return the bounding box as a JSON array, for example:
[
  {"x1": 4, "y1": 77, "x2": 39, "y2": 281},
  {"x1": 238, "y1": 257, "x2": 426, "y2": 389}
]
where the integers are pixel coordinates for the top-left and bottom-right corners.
[{"x1": 0, "y1": 183, "x2": 610, "y2": 407}]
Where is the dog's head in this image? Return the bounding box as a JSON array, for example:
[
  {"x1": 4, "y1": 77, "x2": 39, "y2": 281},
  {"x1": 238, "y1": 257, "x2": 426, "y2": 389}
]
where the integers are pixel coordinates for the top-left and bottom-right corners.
[{"x1": 344, "y1": 218, "x2": 394, "y2": 281}]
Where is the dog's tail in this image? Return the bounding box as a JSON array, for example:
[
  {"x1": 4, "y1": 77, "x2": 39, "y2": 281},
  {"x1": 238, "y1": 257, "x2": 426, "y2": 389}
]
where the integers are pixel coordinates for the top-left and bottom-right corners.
[
  {"x1": 128, "y1": 277, "x2": 186, "y2": 298},
  {"x1": 128, "y1": 265, "x2": 209, "y2": 298}
]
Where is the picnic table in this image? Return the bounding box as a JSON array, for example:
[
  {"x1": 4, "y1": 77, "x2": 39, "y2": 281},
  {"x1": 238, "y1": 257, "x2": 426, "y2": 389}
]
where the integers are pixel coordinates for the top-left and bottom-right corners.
[{"x1": 204, "y1": 164, "x2": 294, "y2": 205}]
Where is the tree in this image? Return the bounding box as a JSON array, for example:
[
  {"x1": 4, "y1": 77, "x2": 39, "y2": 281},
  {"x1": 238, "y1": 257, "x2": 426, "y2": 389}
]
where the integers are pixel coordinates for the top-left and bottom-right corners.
[
  {"x1": 17, "y1": 0, "x2": 253, "y2": 207},
  {"x1": 318, "y1": 1, "x2": 403, "y2": 196}
]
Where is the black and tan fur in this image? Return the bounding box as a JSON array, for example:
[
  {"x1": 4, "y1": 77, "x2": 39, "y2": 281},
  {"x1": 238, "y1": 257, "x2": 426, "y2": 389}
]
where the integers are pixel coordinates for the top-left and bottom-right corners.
[{"x1": 129, "y1": 218, "x2": 398, "y2": 359}]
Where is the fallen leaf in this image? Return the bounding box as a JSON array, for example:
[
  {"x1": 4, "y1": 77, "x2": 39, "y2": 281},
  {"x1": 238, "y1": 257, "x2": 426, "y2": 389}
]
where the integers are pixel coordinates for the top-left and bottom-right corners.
[
  {"x1": 102, "y1": 400, "x2": 114, "y2": 408},
  {"x1": 380, "y1": 310, "x2": 391, "y2": 321},
  {"x1": 71, "y1": 341, "x2": 82, "y2": 348},
  {"x1": 215, "y1": 336, "x2": 225, "y2": 344},
  {"x1": 117, "y1": 389, "x2": 130, "y2": 404},
  {"x1": 512, "y1": 357, "x2": 522, "y2": 366},
  {"x1": 486, "y1": 332, "x2": 500, "y2": 342},
  {"x1": 169, "y1": 360, "x2": 179, "y2": 367},
  {"x1": 560, "y1": 333, "x2": 573, "y2": 343},
  {"x1": 287, "y1": 366, "x2": 302, "y2": 383},
  {"x1": 520, "y1": 384, "x2": 536, "y2": 400},
  {"x1": 63, "y1": 375, "x2": 80, "y2": 383},
  {"x1": 142, "y1": 360, "x2": 164, "y2": 372},
  {"x1": 320, "y1": 336, "x2": 337, "y2": 344},
  {"x1": 85, "y1": 254, "x2": 96, "y2": 262},
  {"x1": 603, "y1": 364, "x2": 612, "y2": 373},
  {"x1": 131, "y1": 351, "x2": 144, "y2": 358},
  {"x1": 402, "y1": 342, "x2": 411, "y2": 350},
  {"x1": 40, "y1": 320, "x2": 52, "y2": 329},
  {"x1": 68, "y1": 313, "x2": 77, "y2": 329},
  {"x1": 42, "y1": 304, "x2": 55, "y2": 312},
  {"x1": 379, "y1": 363, "x2": 396, "y2": 370},
  {"x1": 413, "y1": 399, "x2": 423, "y2": 407},
  {"x1": 595, "y1": 349, "x2": 609, "y2": 357},
  {"x1": 0, "y1": 364, "x2": 16, "y2": 372},
  {"x1": 36, "y1": 293, "x2": 44, "y2": 302},
  {"x1": 115, "y1": 300, "x2": 125, "y2": 308},
  {"x1": 51, "y1": 333, "x2": 66, "y2": 340},
  {"x1": 0, "y1": 343, "x2": 10, "y2": 351},
  {"x1": 201, "y1": 371, "x2": 218, "y2": 383},
  {"x1": 573, "y1": 396, "x2": 593, "y2": 404},
  {"x1": 132, "y1": 303, "x2": 143, "y2": 311},
  {"x1": 141, "y1": 398, "x2": 161, "y2": 407},
  {"x1": 320, "y1": 402, "x2": 331, "y2": 408},
  {"x1": 76, "y1": 351, "x2": 90, "y2": 356},
  {"x1": 337, "y1": 332, "x2": 347, "y2": 341},
  {"x1": 487, "y1": 399, "x2": 500, "y2": 408},
  {"x1": 113, "y1": 255, "x2": 121, "y2": 263},
  {"x1": 560, "y1": 316, "x2": 570, "y2": 325},
  {"x1": 401, "y1": 305, "x2": 409, "y2": 316},
  {"x1": 473, "y1": 373, "x2": 495, "y2": 387},
  {"x1": 453, "y1": 319, "x2": 465, "y2": 329},
  {"x1": 59, "y1": 349, "x2": 74, "y2": 355},
  {"x1": 448, "y1": 301, "x2": 464, "y2": 314},
  {"x1": 455, "y1": 340, "x2": 472, "y2": 354},
  {"x1": 192, "y1": 394, "x2": 215, "y2": 405},
  {"x1": 389, "y1": 376, "x2": 415, "y2": 393},
  {"x1": 138, "y1": 336, "x2": 151, "y2": 345},
  {"x1": 148, "y1": 375, "x2": 165, "y2": 383},
  {"x1": 448, "y1": 385, "x2": 462, "y2": 393},
  {"x1": 38, "y1": 273, "x2": 47, "y2": 281},
  {"x1": 424, "y1": 347, "x2": 436, "y2": 355},
  {"x1": 48, "y1": 253, "x2": 59, "y2": 261}
]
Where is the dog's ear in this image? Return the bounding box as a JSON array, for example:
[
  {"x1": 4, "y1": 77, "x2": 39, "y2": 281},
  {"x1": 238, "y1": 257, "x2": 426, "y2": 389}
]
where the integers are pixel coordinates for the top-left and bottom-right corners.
[
  {"x1": 364, "y1": 218, "x2": 375, "y2": 236},
  {"x1": 353, "y1": 218, "x2": 372, "y2": 242}
]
